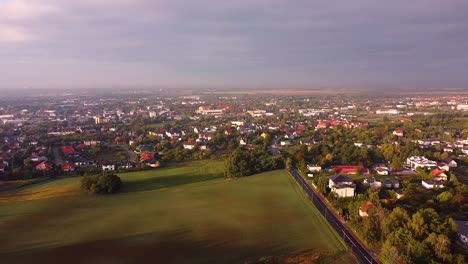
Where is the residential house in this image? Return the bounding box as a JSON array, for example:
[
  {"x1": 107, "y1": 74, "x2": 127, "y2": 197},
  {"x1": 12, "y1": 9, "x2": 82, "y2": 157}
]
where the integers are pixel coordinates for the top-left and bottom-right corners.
[
  {"x1": 183, "y1": 143, "x2": 195, "y2": 150},
  {"x1": 364, "y1": 177, "x2": 382, "y2": 189},
  {"x1": 393, "y1": 130, "x2": 404, "y2": 137},
  {"x1": 61, "y1": 146, "x2": 75, "y2": 157},
  {"x1": 102, "y1": 163, "x2": 115, "y2": 171},
  {"x1": 455, "y1": 221, "x2": 468, "y2": 247},
  {"x1": 140, "y1": 152, "x2": 155, "y2": 163},
  {"x1": 443, "y1": 158, "x2": 457, "y2": 168},
  {"x1": 359, "y1": 201, "x2": 374, "y2": 217},
  {"x1": 437, "y1": 163, "x2": 450, "y2": 172},
  {"x1": 376, "y1": 166, "x2": 389, "y2": 175},
  {"x1": 432, "y1": 168, "x2": 448, "y2": 181},
  {"x1": 36, "y1": 161, "x2": 53, "y2": 171},
  {"x1": 329, "y1": 175, "x2": 355, "y2": 198},
  {"x1": 61, "y1": 163, "x2": 76, "y2": 172},
  {"x1": 406, "y1": 156, "x2": 438, "y2": 170},
  {"x1": 384, "y1": 179, "x2": 400, "y2": 189},
  {"x1": 307, "y1": 164, "x2": 321, "y2": 172},
  {"x1": 422, "y1": 180, "x2": 444, "y2": 189},
  {"x1": 120, "y1": 160, "x2": 134, "y2": 170},
  {"x1": 395, "y1": 190, "x2": 404, "y2": 199},
  {"x1": 331, "y1": 165, "x2": 369, "y2": 175}
]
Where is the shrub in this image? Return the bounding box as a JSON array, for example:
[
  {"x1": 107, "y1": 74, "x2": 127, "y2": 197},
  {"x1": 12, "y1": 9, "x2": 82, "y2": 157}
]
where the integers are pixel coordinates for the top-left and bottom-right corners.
[{"x1": 80, "y1": 174, "x2": 122, "y2": 194}]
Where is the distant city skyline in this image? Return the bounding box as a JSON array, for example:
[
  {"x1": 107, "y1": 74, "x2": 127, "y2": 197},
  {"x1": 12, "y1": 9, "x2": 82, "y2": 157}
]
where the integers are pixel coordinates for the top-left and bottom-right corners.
[{"x1": 1, "y1": 0, "x2": 468, "y2": 90}]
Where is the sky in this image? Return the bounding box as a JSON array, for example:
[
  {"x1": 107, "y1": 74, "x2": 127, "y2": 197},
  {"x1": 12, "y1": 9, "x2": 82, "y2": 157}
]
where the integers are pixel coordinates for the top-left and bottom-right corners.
[{"x1": 1, "y1": 0, "x2": 468, "y2": 90}]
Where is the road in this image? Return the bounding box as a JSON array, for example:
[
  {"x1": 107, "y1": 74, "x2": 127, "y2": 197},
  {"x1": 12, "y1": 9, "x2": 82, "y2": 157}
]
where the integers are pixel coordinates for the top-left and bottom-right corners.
[
  {"x1": 289, "y1": 169, "x2": 379, "y2": 264},
  {"x1": 268, "y1": 136, "x2": 280, "y2": 156},
  {"x1": 52, "y1": 146, "x2": 63, "y2": 166}
]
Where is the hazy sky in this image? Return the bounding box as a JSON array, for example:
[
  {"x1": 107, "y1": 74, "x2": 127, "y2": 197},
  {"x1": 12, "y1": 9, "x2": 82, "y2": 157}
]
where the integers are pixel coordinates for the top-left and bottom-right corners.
[{"x1": 1, "y1": 0, "x2": 468, "y2": 90}]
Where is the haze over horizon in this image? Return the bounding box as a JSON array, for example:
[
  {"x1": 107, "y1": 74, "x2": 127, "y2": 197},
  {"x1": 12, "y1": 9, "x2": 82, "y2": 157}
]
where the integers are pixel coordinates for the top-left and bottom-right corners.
[{"x1": 1, "y1": 0, "x2": 468, "y2": 90}]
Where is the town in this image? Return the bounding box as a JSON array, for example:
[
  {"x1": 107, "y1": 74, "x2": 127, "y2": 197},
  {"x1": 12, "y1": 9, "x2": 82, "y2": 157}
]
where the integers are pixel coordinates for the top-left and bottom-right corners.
[{"x1": 0, "y1": 89, "x2": 467, "y2": 263}]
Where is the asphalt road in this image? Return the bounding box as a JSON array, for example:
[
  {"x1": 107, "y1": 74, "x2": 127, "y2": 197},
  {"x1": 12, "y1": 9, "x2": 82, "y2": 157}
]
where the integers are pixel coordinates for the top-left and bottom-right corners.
[{"x1": 289, "y1": 169, "x2": 379, "y2": 264}]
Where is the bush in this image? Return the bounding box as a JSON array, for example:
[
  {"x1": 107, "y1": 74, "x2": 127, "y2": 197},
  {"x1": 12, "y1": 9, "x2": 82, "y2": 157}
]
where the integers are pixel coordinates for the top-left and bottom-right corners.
[{"x1": 80, "y1": 174, "x2": 122, "y2": 194}]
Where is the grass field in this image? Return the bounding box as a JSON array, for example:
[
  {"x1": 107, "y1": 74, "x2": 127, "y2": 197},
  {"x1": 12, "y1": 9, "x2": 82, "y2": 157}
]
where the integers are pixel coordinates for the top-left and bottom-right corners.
[{"x1": 0, "y1": 160, "x2": 353, "y2": 263}]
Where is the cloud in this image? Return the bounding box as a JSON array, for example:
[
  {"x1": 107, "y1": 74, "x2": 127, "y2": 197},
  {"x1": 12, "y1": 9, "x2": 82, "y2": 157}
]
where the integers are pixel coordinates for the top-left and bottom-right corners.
[
  {"x1": 0, "y1": 25, "x2": 31, "y2": 42},
  {"x1": 0, "y1": 0, "x2": 59, "y2": 43},
  {"x1": 0, "y1": 0, "x2": 58, "y2": 20},
  {"x1": 1, "y1": 0, "x2": 468, "y2": 89}
]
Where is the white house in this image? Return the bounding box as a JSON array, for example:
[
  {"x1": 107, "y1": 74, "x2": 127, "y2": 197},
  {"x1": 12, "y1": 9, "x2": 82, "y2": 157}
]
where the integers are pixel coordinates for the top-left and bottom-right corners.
[
  {"x1": 422, "y1": 180, "x2": 444, "y2": 189},
  {"x1": 443, "y1": 158, "x2": 458, "y2": 168},
  {"x1": 329, "y1": 175, "x2": 355, "y2": 198},
  {"x1": 376, "y1": 167, "x2": 389, "y2": 175},
  {"x1": 406, "y1": 156, "x2": 438, "y2": 170},
  {"x1": 280, "y1": 140, "x2": 291, "y2": 146},
  {"x1": 183, "y1": 144, "x2": 195, "y2": 150},
  {"x1": 364, "y1": 177, "x2": 382, "y2": 189},
  {"x1": 102, "y1": 164, "x2": 115, "y2": 171},
  {"x1": 307, "y1": 164, "x2": 322, "y2": 172},
  {"x1": 437, "y1": 163, "x2": 450, "y2": 172},
  {"x1": 455, "y1": 221, "x2": 468, "y2": 247}
]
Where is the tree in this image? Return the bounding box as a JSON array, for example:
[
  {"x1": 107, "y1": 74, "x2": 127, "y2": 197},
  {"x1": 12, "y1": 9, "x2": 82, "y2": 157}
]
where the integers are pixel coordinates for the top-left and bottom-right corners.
[
  {"x1": 224, "y1": 149, "x2": 251, "y2": 178},
  {"x1": 80, "y1": 174, "x2": 122, "y2": 194},
  {"x1": 390, "y1": 157, "x2": 403, "y2": 170},
  {"x1": 425, "y1": 233, "x2": 452, "y2": 263},
  {"x1": 437, "y1": 191, "x2": 453, "y2": 203},
  {"x1": 382, "y1": 207, "x2": 410, "y2": 239}
]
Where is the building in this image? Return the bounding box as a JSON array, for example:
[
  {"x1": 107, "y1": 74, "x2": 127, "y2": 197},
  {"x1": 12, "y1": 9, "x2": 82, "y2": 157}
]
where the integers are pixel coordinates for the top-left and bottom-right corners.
[
  {"x1": 376, "y1": 109, "x2": 400, "y2": 115},
  {"x1": 406, "y1": 156, "x2": 438, "y2": 170},
  {"x1": 307, "y1": 164, "x2": 322, "y2": 172},
  {"x1": 329, "y1": 175, "x2": 355, "y2": 198},
  {"x1": 455, "y1": 221, "x2": 468, "y2": 247},
  {"x1": 61, "y1": 163, "x2": 76, "y2": 172},
  {"x1": 102, "y1": 164, "x2": 115, "y2": 171},
  {"x1": 331, "y1": 165, "x2": 369, "y2": 175},
  {"x1": 384, "y1": 179, "x2": 400, "y2": 189},
  {"x1": 422, "y1": 180, "x2": 444, "y2": 189},
  {"x1": 35, "y1": 161, "x2": 53, "y2": 171},
  {"x1": 364, "y1": 177, "x2": 382, "y2": 189},
  {"x1": 456, "y1": 104, "x2": 468, "y2": 111},
  {"x1": 359, "y1": 201, "x2": 374, "y2": 217},
  {"x1": 392, "y1": 130, "x2": 404, "y2": 137},
  {"x1": 443, "y1": 158, "x2": 458, "y2": 168},
  {"x1": 432, "y1": 168, "x2": 448, "y2": 181}
]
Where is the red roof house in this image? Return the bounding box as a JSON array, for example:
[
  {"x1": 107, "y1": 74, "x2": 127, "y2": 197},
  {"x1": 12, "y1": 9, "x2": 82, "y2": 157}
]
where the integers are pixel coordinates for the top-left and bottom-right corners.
[
  {"x1": 140, "y1": 152, "x2": 155, "y2": 162},
  {"x1": 61, "y1": 146, "x2": 75, "y2": 156},
  {"x1": 61, "y1": 163, "x2": 76, "y2": 172},
  {"x1": 393, "y1": 130, "x2": 404, "y2": 137},
  {"x1": 36, "y1": 161, "x2": 53, "y2": 171},
  {"x1": 359, "y1": 201, "x2": 374, "y2": 217},
  {"x1": 332, "y1": 165, "x2": 369, "y2": 175}
]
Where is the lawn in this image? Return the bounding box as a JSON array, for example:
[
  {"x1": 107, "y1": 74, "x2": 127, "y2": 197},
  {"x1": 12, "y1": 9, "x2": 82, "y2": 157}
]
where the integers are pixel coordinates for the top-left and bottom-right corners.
[
  {"x1": 0, "y1": 160, "x2": 353, "y2": 263},
  {"x1": 0, "y1": 160, "x2": 225, "y2": 204}
]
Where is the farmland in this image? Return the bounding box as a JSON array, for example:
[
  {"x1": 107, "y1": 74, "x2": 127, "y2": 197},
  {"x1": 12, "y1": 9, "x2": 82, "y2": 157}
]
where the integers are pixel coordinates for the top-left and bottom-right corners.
[{"x1": 0, "y1": 160, "x2": 353, "y2": 263}]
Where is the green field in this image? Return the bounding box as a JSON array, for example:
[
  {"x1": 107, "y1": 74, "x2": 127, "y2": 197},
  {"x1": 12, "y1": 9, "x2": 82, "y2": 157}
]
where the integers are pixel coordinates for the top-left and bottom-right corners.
[{"x1": 0, "y1": 160, "x2": 352, "y2": 263}]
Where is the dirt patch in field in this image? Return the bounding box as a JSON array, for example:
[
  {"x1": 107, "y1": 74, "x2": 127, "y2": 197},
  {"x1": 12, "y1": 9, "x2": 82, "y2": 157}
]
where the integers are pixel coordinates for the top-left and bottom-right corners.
[
  {"x1": 244, "y1": 250, "x2": 330, "y2": 264},
  {"x1": 0, "y1": 184, "x2": 80, "y2": 204},
  {"x1": 0, "y1": 230, "x2": 297, "y2": 264}
]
